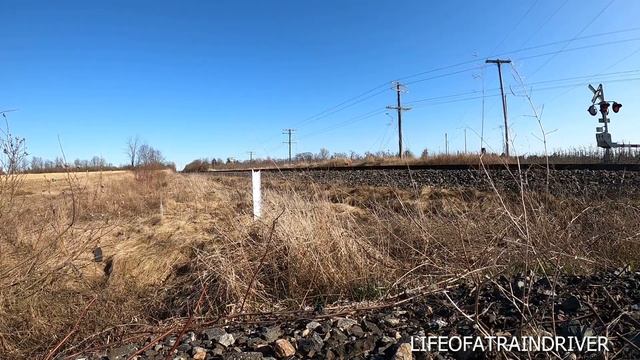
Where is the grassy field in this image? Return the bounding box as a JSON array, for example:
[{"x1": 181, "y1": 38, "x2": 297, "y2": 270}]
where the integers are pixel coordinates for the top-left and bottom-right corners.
[{"x1": 0, "y1": 169, "x2": 638, "y2": 358}]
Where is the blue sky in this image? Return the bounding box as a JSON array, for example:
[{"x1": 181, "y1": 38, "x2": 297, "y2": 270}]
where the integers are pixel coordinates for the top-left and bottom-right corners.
[{"x1": 2, "y1": 0, "x2": 640, "y2": 168}]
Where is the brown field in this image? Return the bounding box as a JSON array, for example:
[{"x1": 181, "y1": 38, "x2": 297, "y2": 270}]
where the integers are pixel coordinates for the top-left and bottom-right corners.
[{"x1": 0, "y1": 169, "x2": 639, "y2": 358}]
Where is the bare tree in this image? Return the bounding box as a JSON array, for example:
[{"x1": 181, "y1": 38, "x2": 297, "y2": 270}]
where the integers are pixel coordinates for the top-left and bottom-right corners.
[
  {"x1": 126, "y1": 136, "x2": 140, "y2": 168},
  {"x1": 317, "y1": 148, "x2": 330, "y2": 161},
  {"x1": 0, "y1": 113, "x2": 28, "y2": 221},
  {"x1": 137, "y1": 144, "x2": 165, "y2": 167}
]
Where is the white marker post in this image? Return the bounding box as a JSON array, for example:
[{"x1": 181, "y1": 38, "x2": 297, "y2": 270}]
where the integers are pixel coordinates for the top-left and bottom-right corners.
[{"x1": 251, "y1": 170, "x2": 262, "y2": 219}]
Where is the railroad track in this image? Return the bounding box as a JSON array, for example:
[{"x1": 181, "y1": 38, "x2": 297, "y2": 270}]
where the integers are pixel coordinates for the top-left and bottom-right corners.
[
  {"x1": 200, "y1": 163, "x2": 640, "y2": 197},
  {"x1": 204, "y1": 163, "x2": 640, "y2": 173}
]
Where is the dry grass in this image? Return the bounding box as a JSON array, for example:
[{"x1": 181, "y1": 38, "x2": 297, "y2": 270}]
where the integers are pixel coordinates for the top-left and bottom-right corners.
[{"x1": 0, "y1": 169, "x2": 638, "y2": 358}]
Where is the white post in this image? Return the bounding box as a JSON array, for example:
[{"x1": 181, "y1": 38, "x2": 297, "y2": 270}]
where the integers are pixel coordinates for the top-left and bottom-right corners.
[{"x1": 252, "y1": 170, "x2": 262, "y2": 219}]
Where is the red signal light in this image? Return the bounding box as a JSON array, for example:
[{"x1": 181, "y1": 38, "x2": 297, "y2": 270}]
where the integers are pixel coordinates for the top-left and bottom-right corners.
[
  {"x1": 612, "y1": 102, "x2": 622, "y2": 113},
  {"x1": 599, "y1": 102, "x2": 610, "y2": 114}
]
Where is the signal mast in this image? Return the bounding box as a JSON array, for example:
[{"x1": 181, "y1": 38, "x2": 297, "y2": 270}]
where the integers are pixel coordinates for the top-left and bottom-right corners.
[{"x1": 587, "y1": 83, "x2": 638, "y2": 161}]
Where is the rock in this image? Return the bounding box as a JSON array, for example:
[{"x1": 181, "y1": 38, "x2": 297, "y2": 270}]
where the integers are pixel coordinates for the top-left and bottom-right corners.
[
  {"x1": 192, "y1": 346, "x2": 207, "y2": 360},
  {"x1": 224, "y1": 352, "x2": 264, "y2": 360},
  {"x1": 212, "y1": 344, "x2": 225, "y2": 356},
  {"x1": 559, "y1": 320, "x2": 593, "y2": 340},
  {"x1": 384, "y1": 317, "x2": 401, "y2": 327},
  {"x1": 262, "y1": 325, "x2": 284, "y2": 343},
  {"x1": 203, "y1": 327, "x2": 227, "y2": 341},
  {"x1": 381, "y1": 335, "x2": 397, "y2": 344},
  {"x1": 298, "y1": 332, "x2": 324, "y2": 354},
  {"x1": 274, "y1": 339, "x2": 296, "y2": 358},
  {"x1": 165, "y1": 337, "x2": 177, "y2": 346},
  {"x1": 247, "y1": 337, "x2": 267, "y2": 350},
  {"x1": 429, "y1": 319, "x2": 448, "y2": 330},
  {"x1": 561, "y1": 295, "x2": 582, "y2": 313},
  {"x1": 177, "y1": 343, "x2": 191, "y2": 352},
  {"x1": 219, "y1": 333, "x2": 236, "y2": 347},
  {"x1": 184, "y1": 331, "x2": 197, "y2": 342},
  {"x1": 348, "y1": 325, "x2": 365, "y2": 338},
  {"x1": 363, "y1": 320, "x2": 382, "y2": 335},
  {"x1": 336, "y1": 318, "x2": 358, "y2": 331},
  {"x1": 392, "y1": 343, "x2": 413, "y2": 360},
  {"x1": 305, "y1": 321, "x2": 322, "y2": 330},
  {"x1": 107, "y1": 344, "x2": 138, "y2": 360},
  {"x1": 326, "y1": 328, "x2": 349, "y2": 348}
]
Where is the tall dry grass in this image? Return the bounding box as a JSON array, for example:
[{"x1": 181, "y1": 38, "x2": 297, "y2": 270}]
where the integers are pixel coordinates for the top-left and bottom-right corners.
[{"x1": 0, "y1": 168, "x2": 638, "y2": 358}]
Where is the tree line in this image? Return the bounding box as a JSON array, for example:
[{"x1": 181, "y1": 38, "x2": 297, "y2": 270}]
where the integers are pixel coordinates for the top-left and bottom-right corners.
[{"x1": 6, "y1": 136, "x2": 175, "y2": 174}]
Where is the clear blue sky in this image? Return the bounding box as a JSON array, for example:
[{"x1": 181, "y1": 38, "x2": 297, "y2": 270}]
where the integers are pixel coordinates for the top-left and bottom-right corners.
[{"x1": 2, "y1": 0, "x2": 640, "y2": 168}]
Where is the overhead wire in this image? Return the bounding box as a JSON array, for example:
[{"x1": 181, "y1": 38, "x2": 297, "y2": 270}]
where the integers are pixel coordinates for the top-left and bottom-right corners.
[
  {"x1": 489, "y1": 0, "x2": 541, "y2": 55},
  {"x1": 529, "y1": 0, "x2": 617, "y2": 76},
  {"x1": 519, "y1": 0, "x2": 569, "y2": 48},
  {"x1": 258, "y1": 21, "x2": 640, "y2": 158}
]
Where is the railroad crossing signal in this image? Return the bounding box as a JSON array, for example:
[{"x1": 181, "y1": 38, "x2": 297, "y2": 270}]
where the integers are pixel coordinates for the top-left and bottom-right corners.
[{"x1": 587, "y1": 83, "x2": 637, "y2": 155}]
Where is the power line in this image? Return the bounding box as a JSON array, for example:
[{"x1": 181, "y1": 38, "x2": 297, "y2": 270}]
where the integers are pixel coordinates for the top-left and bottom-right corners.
[
  {"x1": 392, "y1": 26, "x2": 640, "y2": 85},
  {"x1": 529, "y1": 0, "x2": 617, "y2": 76},
  {"x1": 282, "y1": 27, "x2": 640, "y2": 146},
  {"x1": 297, "y1": 108, "x2": 387, "y2": 140},
  {"x1": 489, "y1": 0, "x2": 540, "y2": 54},
  {"x1": 517, "y1": 36, "x2": 640, "y2": 63},
  {"x1": 406, "y1": 67, "x2": 640, "y2": 105},
  {"x1": 519, "y1": 0, "x2": 569, "y2": 48},
  {"x1": 404, "y1": 66, "x2": 481, "y2": 86},
  {"x1": 409, "y1": 76, "x2": 640, "y2": 109},
  {"x1": 255, "y1": 26, "x2": 640, "y2": 160}
]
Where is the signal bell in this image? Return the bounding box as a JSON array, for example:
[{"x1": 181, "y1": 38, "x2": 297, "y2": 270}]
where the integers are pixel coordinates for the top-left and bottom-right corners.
[
  {"x1": 612, "y1": 102, "x2": 622, "y2": 113},
  {"x1": 588, "y1": 105, "x2": 598, "y2": 116}
]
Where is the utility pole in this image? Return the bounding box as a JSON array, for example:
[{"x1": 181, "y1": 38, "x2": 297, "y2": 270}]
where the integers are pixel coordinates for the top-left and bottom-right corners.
[
  {"x1": 282, "y1": 129, "x2": 296, "y2": 164},
  {"x1": 486, "y1": 59, "x2": 512, "y2": 157},
  {"x1": 247, "y1": 151, "x2": 254, "y2": 164},
  {"x1": 386, "y1": 82, "x2": 411, "y2": 158}
]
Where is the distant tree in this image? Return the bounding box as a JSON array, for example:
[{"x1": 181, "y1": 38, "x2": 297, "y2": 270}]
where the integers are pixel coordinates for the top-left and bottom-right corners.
[
  {"x1": 126, "y1": 136, "x2": 140, "y2": 167},
  {"x1": 183, "y1": 159, "x2": 209, "y2": 172},
  {"x1": 317, "y1": 148, "x2": 330, "y2": 161},
  {"x1": 332, "y1": 152, "x2": 348, "y2": 159},
  {"x1": 30, "y1": 157, "x2": 44, "y2": 171},
  {"x1": 54, "y1": 157, "x2": 65, "y2": 169},
  {"x1": 90, "y1": 156, "x2": 106, "y2": 168},
  {"x1": 420, "y1": 148, "x2": 429, "y2": 159},
  {"x1": 402, "y1": 150, "x2": 415, "y2": 159},
  {"x1": 295, "y1": 152, "x2": 314, "y2": 162},
  {"x1": 137, "y1": 144, "x2": 165, "y2": 167}
]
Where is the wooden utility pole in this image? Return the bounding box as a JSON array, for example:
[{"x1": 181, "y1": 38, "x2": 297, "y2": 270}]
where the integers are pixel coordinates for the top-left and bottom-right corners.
[
  {"x1": 282, "y1": 129, "x2": 296, "y2": 163},
  {"x1": 486, "y1": 59, "x2": 512, "y2": 157},
  {"x1": 386, "y1": 82, "x2": 411, "y2": 158}
]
